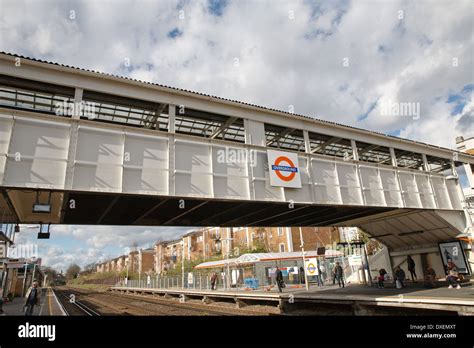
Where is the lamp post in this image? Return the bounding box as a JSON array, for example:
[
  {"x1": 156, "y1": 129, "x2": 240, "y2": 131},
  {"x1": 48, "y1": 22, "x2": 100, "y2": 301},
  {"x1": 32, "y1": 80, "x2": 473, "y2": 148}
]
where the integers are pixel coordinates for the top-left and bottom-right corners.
[
  {"x1": 219, "y1": 238, "x2": 233, "y2": 290},
  {"x1": 21, "y1": 261, "x2": 29, "y2": 297},
  {"x1": 125, "y1": 259, "x2": 129, "y2": 286},
  {"x1": 31, "y1": 259, "x2": 37, "y2": 285},
  {"x1": 181, "y1": 240, "x2": 185, "y2": 289},
  {"x1": 299, "y1": 228, "x2": 309, "y2": 291}
]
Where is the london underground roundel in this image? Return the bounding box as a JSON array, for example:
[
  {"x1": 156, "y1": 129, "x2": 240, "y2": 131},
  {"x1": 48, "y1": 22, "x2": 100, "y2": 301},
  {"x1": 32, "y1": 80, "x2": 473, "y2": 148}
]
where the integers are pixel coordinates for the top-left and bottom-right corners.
[{"x1": 267, "y1": 150, "x2": 302, "y2": 188}]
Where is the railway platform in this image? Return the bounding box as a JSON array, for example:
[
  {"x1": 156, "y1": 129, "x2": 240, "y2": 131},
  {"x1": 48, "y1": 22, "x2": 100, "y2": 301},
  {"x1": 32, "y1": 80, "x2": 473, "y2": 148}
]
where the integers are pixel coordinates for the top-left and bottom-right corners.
[
  {"x1": 1, "y1": 288, "x2": 66, "y2": 316},
  {"x1": 111, "y1": 281, "x2": 474, "y2": 315}
]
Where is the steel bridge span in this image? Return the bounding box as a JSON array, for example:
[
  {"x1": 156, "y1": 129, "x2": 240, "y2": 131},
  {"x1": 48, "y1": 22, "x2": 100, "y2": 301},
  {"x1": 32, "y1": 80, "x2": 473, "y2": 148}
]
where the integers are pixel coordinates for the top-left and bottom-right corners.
[{"x1": 0, "y1": 52, "x2": 473, "y2": 252}]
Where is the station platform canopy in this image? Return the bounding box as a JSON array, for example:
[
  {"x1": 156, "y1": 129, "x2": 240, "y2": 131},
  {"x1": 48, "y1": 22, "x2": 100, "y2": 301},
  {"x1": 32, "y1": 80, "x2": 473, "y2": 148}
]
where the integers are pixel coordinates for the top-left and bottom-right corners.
[{"x1": 194, "y1": 250, "x2": 343, "y2": 269}]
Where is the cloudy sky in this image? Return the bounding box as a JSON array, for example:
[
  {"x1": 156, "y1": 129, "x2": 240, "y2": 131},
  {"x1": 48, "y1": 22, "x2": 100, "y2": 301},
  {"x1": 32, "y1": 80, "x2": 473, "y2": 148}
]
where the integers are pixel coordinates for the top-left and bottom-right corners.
[{"x1": 0, "y1": 0, "x2": 472, "y2": 271}]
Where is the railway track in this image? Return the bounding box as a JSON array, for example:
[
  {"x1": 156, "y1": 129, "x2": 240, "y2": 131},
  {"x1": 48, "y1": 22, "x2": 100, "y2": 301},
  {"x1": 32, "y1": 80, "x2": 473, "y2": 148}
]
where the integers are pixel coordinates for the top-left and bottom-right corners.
[
  {"x1": 59, "y1": 287, "x2": 271, "y2": 316},
  {"x1": 53, "y1": 289, "x2": 101, "y2": 316}
]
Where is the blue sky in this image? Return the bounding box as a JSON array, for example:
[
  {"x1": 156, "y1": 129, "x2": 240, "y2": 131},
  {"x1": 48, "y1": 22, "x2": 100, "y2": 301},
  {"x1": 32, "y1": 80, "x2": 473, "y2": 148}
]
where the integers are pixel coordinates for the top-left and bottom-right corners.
[{"x1": 0, "y1": 0, "x2": 472, "y2": 270}]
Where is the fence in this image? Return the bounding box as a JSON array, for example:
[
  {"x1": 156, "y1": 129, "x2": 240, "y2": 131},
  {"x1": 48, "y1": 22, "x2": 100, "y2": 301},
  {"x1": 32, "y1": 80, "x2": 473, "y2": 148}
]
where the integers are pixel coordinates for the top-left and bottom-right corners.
[
  {"x1": 118, "y1": 272, "x2": 222, "y2": 291},
  {"x1": 117, "y1": 256, "x2": 357, "y2": 291}
]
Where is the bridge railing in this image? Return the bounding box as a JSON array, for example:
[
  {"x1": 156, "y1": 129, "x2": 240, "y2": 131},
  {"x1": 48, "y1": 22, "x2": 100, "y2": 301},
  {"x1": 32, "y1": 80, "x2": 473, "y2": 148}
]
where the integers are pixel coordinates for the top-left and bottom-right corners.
[{"x1": 0, "y1": 109, "x2": 463, "y2": 212}]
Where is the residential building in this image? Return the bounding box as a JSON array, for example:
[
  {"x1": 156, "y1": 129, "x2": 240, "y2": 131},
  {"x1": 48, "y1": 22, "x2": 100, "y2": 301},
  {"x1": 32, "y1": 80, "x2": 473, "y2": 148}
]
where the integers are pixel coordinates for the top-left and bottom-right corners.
[
  {"x1": 138, "y1": 249, "x2": 155, "y2": 274},
  {"x1": 95, "y1": 226, "x2": 342, "y2": 276}
]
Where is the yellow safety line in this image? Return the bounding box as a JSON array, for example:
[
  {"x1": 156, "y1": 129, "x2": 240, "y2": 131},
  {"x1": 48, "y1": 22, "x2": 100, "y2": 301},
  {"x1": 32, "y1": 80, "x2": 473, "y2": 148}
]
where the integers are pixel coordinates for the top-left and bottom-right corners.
[{"x1": 48, "y1": 287, "x2": 52, "y2": 316}]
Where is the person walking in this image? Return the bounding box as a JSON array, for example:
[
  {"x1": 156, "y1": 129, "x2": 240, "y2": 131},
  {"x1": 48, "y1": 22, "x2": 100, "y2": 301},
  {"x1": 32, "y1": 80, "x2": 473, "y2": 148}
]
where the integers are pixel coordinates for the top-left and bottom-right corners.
[
  {"x1": 407, "y1": 255, "x2": 417, "y2": 282},
  {"x1": 24, "y1": 281, "x2": 40, "y2": 316},
  {"x1": 210, "y1": 272, "x2": 217, "y2": 290},
  {"x1": 334, "y1": 262, "x2": 344, "y2": 288},
  {"x1": 446, "y1": 260, "x2": 461, "y2": 289},
  {"x1": 394, "y1": 266, "x2": 406, "y2": 289},
  {"x1": 275, "y1": 267, "x2": 285, "y2": 293}
]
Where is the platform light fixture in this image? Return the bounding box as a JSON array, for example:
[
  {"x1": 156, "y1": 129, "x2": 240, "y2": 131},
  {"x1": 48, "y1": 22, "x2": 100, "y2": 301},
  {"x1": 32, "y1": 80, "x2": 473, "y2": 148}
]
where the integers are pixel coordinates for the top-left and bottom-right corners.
[
  {"x1": 37, "y1": 223, "x2": 51, "y2": 239},
  {"x1": 37, "y1": 232, "x2": 50, "y2": 239},
  {"x1": 32, "y1": 191, "x2": 52, "y2": 213}
]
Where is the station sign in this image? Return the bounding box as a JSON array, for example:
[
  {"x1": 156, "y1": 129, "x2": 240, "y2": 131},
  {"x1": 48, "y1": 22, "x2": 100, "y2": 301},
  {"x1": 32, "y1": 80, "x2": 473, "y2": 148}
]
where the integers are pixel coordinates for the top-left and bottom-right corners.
[
  {"x1": 188, "y1": 272, "x2": 194, "y2": 284},
  {"x1": 267, "y1": 150, "x2": 302, "y2": 188},
  {"x1": 305, "y1": 258, "x2": 319, "y2": 276}
]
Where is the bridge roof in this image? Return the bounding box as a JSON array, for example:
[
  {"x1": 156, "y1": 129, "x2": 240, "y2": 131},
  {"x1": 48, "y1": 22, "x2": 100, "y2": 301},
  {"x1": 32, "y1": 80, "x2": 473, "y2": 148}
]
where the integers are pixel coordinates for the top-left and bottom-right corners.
[{"x1": 1, "y1": 51, "x2": 473, "y2": 165}]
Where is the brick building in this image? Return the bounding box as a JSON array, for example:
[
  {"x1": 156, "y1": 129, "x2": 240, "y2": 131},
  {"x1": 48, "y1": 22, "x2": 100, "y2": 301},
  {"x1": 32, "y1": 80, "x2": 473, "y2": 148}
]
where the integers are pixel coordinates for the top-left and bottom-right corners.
[
  {"x1": 95, "y1": 226, "x2": 343, "y2": 276},
  {"x1": 154, "y1": 239, "x2": 183, "y2": 275},
  {"x1": 138, "y1": 249, "x2": 155, "y2": 274}
]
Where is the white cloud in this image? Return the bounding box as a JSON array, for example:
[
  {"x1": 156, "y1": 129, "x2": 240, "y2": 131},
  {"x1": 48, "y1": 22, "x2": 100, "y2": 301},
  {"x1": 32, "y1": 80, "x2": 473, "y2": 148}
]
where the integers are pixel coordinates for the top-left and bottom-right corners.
[
  {"x1": 1, "y1": 0, "x2": 471, "y2": 149},
  {"x1": 1, "y1": 0, "x2": 472, "y2": 268},
  {"x1": 14, "y1": 224, "x2": 193, "y2": 270}
]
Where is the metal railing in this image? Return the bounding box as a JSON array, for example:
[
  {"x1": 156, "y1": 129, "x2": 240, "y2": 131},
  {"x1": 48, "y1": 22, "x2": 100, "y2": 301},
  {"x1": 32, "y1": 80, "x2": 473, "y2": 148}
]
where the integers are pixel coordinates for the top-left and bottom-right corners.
[{"x1": 117, "y1": 257, "x2": 357, "y2": 291}]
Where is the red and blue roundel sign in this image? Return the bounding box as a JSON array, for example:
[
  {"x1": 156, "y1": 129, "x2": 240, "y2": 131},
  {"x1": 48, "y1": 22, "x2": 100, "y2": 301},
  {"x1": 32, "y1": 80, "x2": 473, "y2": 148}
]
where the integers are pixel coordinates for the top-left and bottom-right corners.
[
  {"x1": 267, "y1": 150, "x2": 302, "y2": 188},
  {"x1": 272, "y1": 156, "x2": 298, "y2": 182}
]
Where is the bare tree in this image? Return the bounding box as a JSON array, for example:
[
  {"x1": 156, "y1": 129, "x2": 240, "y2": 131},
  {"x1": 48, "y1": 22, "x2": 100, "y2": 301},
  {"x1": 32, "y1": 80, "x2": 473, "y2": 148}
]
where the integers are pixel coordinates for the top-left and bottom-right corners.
[{"x1": 65, "y1": 263, "x2": 81, "y2": 280}]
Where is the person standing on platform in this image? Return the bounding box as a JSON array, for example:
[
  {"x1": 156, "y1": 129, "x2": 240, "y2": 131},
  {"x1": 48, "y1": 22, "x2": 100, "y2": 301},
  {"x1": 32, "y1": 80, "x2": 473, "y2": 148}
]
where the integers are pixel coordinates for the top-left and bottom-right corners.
[
  {"x1": 378, "y1": 268, "x2": 387, "y2": 288},
  {"x1": 210, "y1": 272, "x2": 218, "y2": 290},
  {"x1": 320, "y1": 263, "x2": 326, "y2": 283},
  {"x1": 334, "y1": 262, "x2": 344, "y2": 288},
  {"x1": 407, "y1": 255, "x2": 417, "y2": 282},
  {"x1": 299, "y1": 266, "x2": 305, "y2": 284},
  {"x1": 275, "y1": 267, "x2": 284, "y2": 293},
  {"x1": 24, "y1": 281, "x2": 40, "y2": 316},
  {"x1": 395, "y1": 266, "x2": 406, "y2": 288}
]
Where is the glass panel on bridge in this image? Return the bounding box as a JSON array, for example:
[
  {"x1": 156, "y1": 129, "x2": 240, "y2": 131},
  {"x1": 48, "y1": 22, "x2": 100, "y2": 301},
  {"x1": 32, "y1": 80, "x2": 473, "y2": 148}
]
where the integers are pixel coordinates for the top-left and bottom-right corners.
[
  {"x1": 265, "y1": 124, "x2": 306, "y2": 152},
  {"x1": 394, "y1": 149, "x2": 424, "y2": 170},
  {"x1": 82, "y1": 90, "x2": 169, "y2": 131},
  {"x1": 0, "y1": 76, "x2": 74, "y2": 115},
  {"x1": 425, "y1": 155, "x2": 453, "y2": 173},
  {"x1": 355, "y1": 141, "x2": 391, "y2": 164},
  {"x1": 174, "y1": 107, "x2": 245, "y2": 143},
  {"x1": 308, "y1": 132, "x2": 353, "y2": 159}
]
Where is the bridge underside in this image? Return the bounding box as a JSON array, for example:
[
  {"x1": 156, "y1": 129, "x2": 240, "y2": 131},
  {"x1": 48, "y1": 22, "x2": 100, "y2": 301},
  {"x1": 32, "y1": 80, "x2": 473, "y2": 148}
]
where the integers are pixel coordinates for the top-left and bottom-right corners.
[
  {"x1": 1, "y1": 188, "x2": 395, "y2": 227},
  {"x1": 1, "y1": 188, "x2": 467, "y2": 251}
]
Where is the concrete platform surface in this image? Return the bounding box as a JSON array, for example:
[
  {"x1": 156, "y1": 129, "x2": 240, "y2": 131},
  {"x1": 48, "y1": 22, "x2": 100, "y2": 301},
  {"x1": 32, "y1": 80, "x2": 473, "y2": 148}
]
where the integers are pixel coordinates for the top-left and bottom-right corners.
[
  {"x1": 111, "y1": 281, "x2": 474, "y2": 314},
  {"x1": 1, "y1": 288, "x2": 66, "y2": 316}
]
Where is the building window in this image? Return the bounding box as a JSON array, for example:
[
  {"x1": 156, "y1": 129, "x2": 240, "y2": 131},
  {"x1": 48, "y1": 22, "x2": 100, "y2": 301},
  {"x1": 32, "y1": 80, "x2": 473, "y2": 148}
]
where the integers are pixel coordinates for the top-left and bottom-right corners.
[
  {"x1": 197, "y1": 236, "x2": 203, "y2": 243},
  {"x1": 251, "y1": 232, "x2": 255, "y2": 241},
  {"x1": 279, "y1": 243, "x2": 285, "y2": 252},
  {"x1": 277, "y1": 227, "x2": 284, "y2": 236}
]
